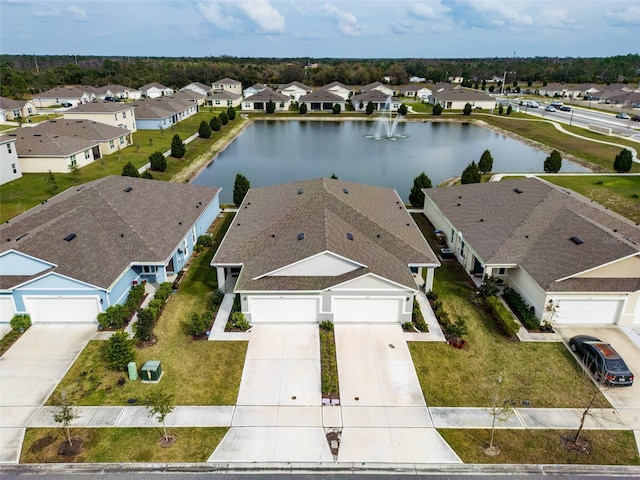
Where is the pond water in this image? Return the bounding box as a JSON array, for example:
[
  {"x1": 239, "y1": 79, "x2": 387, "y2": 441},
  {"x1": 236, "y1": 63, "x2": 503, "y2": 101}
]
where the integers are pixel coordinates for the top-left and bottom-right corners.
[{"x1": 193, "y1": 120, "x2": 589, "y2": 203}]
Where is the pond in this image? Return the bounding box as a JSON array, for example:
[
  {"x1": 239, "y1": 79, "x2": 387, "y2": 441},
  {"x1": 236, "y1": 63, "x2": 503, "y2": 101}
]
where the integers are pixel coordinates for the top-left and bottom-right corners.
[{"x1": 192, "y1": 120, "x2": 589, "y2": 203}]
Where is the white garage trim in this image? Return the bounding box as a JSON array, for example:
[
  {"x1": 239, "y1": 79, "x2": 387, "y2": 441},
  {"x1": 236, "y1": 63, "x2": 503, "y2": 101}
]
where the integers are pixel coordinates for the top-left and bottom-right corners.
[
  {"x1": 333, "y1": 296, "x2": 404, "y2": 323},
  {"x1": 24, "y1": 296, "x2": 100, "y2": 323},
  {"x1": 248, "y1": 296, "x2": 319, "y2": 324},
  {"x1": 0, "y1": 296, "x2": 16, "y2": 323},
  {"x1": 555, "y1": 299, "x2": 622, "y2": 325}
]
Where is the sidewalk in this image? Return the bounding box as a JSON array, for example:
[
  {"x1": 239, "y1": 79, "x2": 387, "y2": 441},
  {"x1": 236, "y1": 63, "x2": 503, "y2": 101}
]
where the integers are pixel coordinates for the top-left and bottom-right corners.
[{"x1": 208, "y1": 293, "x2": 250, "y2": 341}]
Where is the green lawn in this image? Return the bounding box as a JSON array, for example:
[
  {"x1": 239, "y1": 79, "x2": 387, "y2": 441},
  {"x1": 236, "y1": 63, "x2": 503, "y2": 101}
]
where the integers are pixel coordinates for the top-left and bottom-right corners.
[
  {"x1": 541, "y1": 175, "x2": 640, "y2": 224},
  {"x1": 409, "y1": 213, "x2": 610, "y2": 408},
  {"x1": 21, "y1": 427, "x2": 227, "y2": 463},
  {"x1": 440, "y1": 429, "x2": 639, "y2": 465},
  {"x1": 481, "y1": 116, "x2": 640, "y2": 173},
  {"x1": 0, "y1": 111, "x2": 246, "y2": 223},
  {"x1": 49, "y1": 214, "x2": 247, "y2": 406}
]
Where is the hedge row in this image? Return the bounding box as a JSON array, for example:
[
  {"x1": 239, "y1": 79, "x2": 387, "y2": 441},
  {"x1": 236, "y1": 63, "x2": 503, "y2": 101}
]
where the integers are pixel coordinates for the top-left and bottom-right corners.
[
  {"x1": 134, "y1": 282, "x2": 172, "y2": 341},
  {"x1": 502, "y1": 287, "x2": 539, "y2": 329},
  {"x1": 97, "y1": 283, "x2": 146, "y2": 330},
  {"x1": 486, "y1": 296, "x2": 520, "y2": 337}
]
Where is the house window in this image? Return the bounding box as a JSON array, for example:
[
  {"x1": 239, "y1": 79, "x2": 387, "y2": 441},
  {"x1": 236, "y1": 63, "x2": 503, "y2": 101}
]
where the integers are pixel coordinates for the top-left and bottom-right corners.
[
  {"x1": 114, "y1": 114, "x2": 118, "y2": 121},
  {"x1": 84, "y1": 149, "x2": 90, "y2": 159},
  {"x1": 450, "y1": 229, "x2": 455, "y2": 243},
  {"x1": 27, "y1": 108, "x2": 33, "y2": 114},
  {"x1": 120, "y1": 136, "x2": 125, "y2": 145},
  {"x1": 244, "y1": 102, "x2": 250, "y2": 108},
  {"x1": 215, "y1": 100, "x2": 221, "y2": 105},
  {"x1": 70, "y1": 155, "x2": 77, "y2": 166},
  {"x1": 11, "y1": 163, "x2": 17, "y2": 174},
  {"x1": 7, "y1": 143, "x2": 12, "y2": 154},
  {"x1": 498, "y1": 268, "x2": 506, "y2": 275},
  {"x1": 109, "y1": 140, "x2": 115, "y2": 148},
  {"x1": 141, "y1": 265, "x2": 157, "y2": 274},
  {"x1": 122, "y1": 111, "x2": 127, "y2": 119}
]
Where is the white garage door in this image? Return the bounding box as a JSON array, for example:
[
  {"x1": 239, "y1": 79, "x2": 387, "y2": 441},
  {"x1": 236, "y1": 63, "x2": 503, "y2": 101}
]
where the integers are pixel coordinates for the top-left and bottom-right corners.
[
  {"x1": 249, "y1": 297, "x2": 319, "y2": 324},
  {"x1": 333, "y1": 297, "x2": 403, "y2": 323},
  {"x1": 24, "y1": 296, "x2": 100, "y2": 323},
  {"x1": 0, "y1": 296, "x2": 16, "y2": 323},
  {"x1": 556, "y1": 299, "x2": 622, "y2": 325}
]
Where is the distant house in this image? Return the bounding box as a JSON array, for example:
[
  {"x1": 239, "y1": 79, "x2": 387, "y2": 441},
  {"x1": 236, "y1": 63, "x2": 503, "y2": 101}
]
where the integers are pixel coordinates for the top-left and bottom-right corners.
[
  {"x1": 351, "y1": 90, "x2": 400, "y2": 112},
  {"x1": 63, "y1": 102, "x2": 137, "y2": 133},
  {"x1": 133, "y1": 97, "x2": 198, "y2": 130},
  {"x1": 139, "y1": 82, "x2": 174, "y2": 99},
  {"x1": 423, "y1": 178, "x2": 640, "y2": 326},
  {"x1": 298, "y1": 90, "x2": 345, "y2": 112},
  {"x1": 32, "y1": 86, "x2": 94, "y2": 108},
  {"x1": 278, "y1": 81, "x2": 313, "y2": 102},
  {"x1": 319, "y1": 81, "x2": 353, "y2": 100},
  {"x1": 0, "y1": 176, "x2": 221, "y2": 324},
  {"x1": 181, "y1": 82, "x2": 212, "y2": 96},
  {"x1": 212, "y1": 178, "x2": 439, "y2": 325},
  {"x1": 360, "y1": 81, "x2": 394, "y2": 97},
  {"x1": 89, "y1": 84, "x2": 141, "y2": 100},
  {"x1": 0, "y1": 96, "x2": 37, "y2": 121},
  {"x1": 171, "y1": 89, "x2": 207, "y2": 107},
  {"x1": 206, "y1": 90, "x2": 242, "y2": 108},
  {"x1": 409, "y1": 76, "x2": 426, "y2": 83},
  {"x1": 401, "y1": 85, "x2": 432, "y2": 100},
  {"x1": 0, "y1": 137, "x2": 21, "y2": 185},
  {"x1": 428, "y1": 88, "x2": 496, "y2": 110},
  {"x1": 213, "y1": 78, "x2": 242, "y2": 95},
  {"x1": 243, "y1": 83, "x2": 268, "y2": 98},
  {"x1": 241, "y1": 90, "x2": 291, "y2": 112},
  {"x1": 10, "y1": 131, "x2": 99, "y2": 173}
]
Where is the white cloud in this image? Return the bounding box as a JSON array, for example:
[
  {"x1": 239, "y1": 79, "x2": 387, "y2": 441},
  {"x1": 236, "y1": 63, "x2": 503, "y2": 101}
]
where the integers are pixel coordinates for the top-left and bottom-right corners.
[
  {"x1": 387, "y1": 22, "x2": 413, "y2": 34},
  {"x1": 321, "y1": 3, "x2": 361, "y2": 37},
  {"x1": 32, "y1": 8, "x2": 60, "y2": 18},
  {"x1": 606, "y1": 6, "x2": 640, "y2": 26},
  {"x1": 197, "y1": 2, "x2": 239, "y2": 31},
  {"x1": 197, "y1": 1, "x2": 284, "y2": 35},
  {"x1": 406, "y1": 2, "x2": 439, "y2": 21},
  {"x1": 237, "y1": 0, "x2": 285, "y2": 34},
  {"x1": 68, "y1": 5, "x2": 87, "y2": 20}
]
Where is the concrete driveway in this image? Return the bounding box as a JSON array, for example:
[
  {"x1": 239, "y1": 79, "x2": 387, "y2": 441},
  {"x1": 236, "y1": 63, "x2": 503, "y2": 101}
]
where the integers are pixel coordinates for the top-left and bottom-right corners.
[{"x1": 0, "y1": 324, "x2": 96, "y2": 463}]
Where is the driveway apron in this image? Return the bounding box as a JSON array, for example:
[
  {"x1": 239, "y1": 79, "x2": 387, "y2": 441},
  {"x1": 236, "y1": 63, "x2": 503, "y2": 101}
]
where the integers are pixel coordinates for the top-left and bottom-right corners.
[
  {"x1": 0, "y1": 324, "x2": 96, "y2": 463},
  {"x1": 209, "y1": 325, "x2": 332, "y2": 462},
  {"x1": 334, "y1": 324, "x2": 461, "y2": 463}
]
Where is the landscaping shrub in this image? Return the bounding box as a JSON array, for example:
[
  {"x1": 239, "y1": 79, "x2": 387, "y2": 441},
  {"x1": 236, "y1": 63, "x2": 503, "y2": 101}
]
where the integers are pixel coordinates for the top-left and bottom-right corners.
[
  {"x1": 125, "y1": 284, "x2": 146, "y2": 316},
  {"x1": 170, "y1": 134, "x2": 186, "y2": 159},
  {"x1": 219, "y1": 111, "x2": 229, "y2": 125},
  {"x1": 478, "y1": 275, "x2": 500, "y2": 298},
  {"x1": 426, "y1": 290, "x2": 438, "y2": 301},
  {"x1": 97, "y1": 304, "x2": 129, "y2": 330},
  {"x1": 10, "y1": 314, "x2": 31, "y2": 332},
  {"x1": 402, "y1": 322, "x2": 415, "y2": 331},
  {"x1": 198, "y1": 120, "x2": 212, "y2": 139},
  {"x1": 149, "y1": 151, "x2": 167, "y2": 172},
  {"x1": 486, "y1": 296, "x2": 520, "y2": 337},
  {"x1": 502, "y1": 287, "x2": 539, "y2": 329},
  {"x1": 134, "y1": 308, "x2": 157, "y2": 341},
  {"x1": 103, "y1": 330, "x2": 135, "y2": 371},
  {"x1": 447, "y1": 316, "x2": 468, "y2": 339},
  {"x1": 154, "y1": 282, "x2": 173, "y2": 303},
  {"x1": 208, "y1": 289, "x2": 225, "y2": 311},
  {"x1": 147, "y1": 299, "x2": 164, "y2": 318},
  {"x1": 187, "y1": 311, "x2": 210, "y2": 337},
  {"x1": 230, "y1": 311, "x2": 250, "y2": 330},
  {"x1": 227, "y1": 106, "x2": 236, "y2": 121},
  {"x1": 319, "y1": 320, "x2": 334, "y2": 331},
  {"x1": 412, "y1": 299, "x2": 429, "y2": 332},
  {"x1": 195, "y1": 234, "x2": 214, "y2": 252},
  {"x1": 231, "y1": 293, "x2": 241, "y2": 313}
]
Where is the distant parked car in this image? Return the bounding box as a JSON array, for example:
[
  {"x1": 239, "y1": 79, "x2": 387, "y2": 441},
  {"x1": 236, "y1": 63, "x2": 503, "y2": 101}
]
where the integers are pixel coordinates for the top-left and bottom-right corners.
[
  {"x1": 545, "y1": 105, "x2": 556, "y2": 112},
  {"x1": 60, "y1": 102, "x2": 72, "y2": 108},
  {"x1": 569, "y1": 335, "x2": 634, "y2": 386},
  {"x1": 104, "y1": 96, "x2": 118, "y2": 102},
  {"x1": 616, "y1": 112, "x2": 630, "y2": 119},
  {"x1": 631, "y1": 115, "x2": 640, "y2": 122},
  {"x1": 558, "y1": 106, "x2": 571, "y2": 112}
]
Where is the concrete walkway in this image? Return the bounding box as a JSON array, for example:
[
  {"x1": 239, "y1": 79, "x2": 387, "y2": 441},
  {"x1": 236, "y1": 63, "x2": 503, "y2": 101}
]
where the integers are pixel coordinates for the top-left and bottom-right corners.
[{"x1": 207, "y1": 293, "x2": 250, "y2": 341}]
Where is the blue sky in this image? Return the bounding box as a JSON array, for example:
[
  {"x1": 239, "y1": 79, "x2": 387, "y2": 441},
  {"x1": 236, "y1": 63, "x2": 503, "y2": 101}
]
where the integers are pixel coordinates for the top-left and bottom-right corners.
[{"x1": 1, "y1": 0, "x2": 638, "y2": 58}]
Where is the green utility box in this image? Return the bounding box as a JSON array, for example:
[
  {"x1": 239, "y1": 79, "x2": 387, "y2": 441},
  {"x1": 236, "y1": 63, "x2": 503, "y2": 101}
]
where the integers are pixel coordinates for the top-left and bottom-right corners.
[
  {"x1": 140, "y1": 360, "x2": 162, "y2": 383},
  {"x1": 127, "y1": 362, "x2": 138, "y2": 381}
]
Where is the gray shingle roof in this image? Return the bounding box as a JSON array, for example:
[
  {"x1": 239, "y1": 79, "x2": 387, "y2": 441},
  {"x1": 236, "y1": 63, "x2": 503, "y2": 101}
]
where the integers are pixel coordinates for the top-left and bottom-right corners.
[
  {"x1": 35, "y1": 86, "x2": 92, "y2": 99},
  {"x1": 214, "y1": 78, "x2": 241, "y2": 85},
  {"x1": 299, "y1": 91, "x2": 345, "y2": 103},
  {"x1": 351, "y1": 90, "x2": 397, "y2": 103},
  {"x1": 139, "y1": 82, "x2": 169, "y2": 91},
  {"x1": 213, "y1": 178, "x2": 438, "y2": 292},
  {"x1": 65, "y1": 102, "x2": 132, "y2": 113},
  {"x1": 10, "y1": 131, "x2": 97, "y2": 157},
  {"x1": 430, "y1": 88, "x2": 494, "y2": 101},
  {"x1": 243, "y1": 90, "x2": 289, "y2": 103},
  {"x1": 0, "y1": 176, "x2": 220, "y2": 290},
  {"x1": 19, "y1": 119, "x2": 130, "y2": 143},
  {"x1": 0, "y1": 96, "x2": 29, "y2": 110},
  {"x1": 424, "y1": 178, "x2": 640, "y2": 293},
  {"x1": 132, "y1": 97, "x2": 192, "y2": 119}
]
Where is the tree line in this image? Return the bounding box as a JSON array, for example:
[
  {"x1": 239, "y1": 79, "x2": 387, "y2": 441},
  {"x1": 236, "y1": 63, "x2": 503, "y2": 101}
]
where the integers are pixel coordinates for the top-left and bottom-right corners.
[{"x1": 1, "y1": 54, "x2": 639, "y2": 99}]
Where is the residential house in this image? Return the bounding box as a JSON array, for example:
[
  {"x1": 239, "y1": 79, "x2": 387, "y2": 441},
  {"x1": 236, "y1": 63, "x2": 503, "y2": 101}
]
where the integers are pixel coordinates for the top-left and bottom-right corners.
[
  {"x1": 212, "y1": 178, "x2": 439, "y2": 324},
  {"x1": 0, "y1": 97, "x2": 37, "y2": 122},
  {"x1": 409, "y1": 76, "x2": 426, "y2": 83},
  {"x1": 428, "y1": 88, "x2": 496, "y2": 110},
  {"x1": 603, "y1": 91, "x2": 640, "y2": 107},
  {"x1": 22, "y1": 119, "x2": 132, "y2": 158},
  {"x1": 63, "y1": 102, "x2": 137, "y2": 133},
  {"x1": 241, "y1": 90, "x2": 291, "y2": 112},
  {"x1": 139, "y1": 82, "x2": 174, "y2": 99},
  {"x1": 181, "y1": 81, "x2": 212, "y2": 96},
  {"x1": 423, "y1": 178, "x2": 640, "y2": 326},
  {"x1": 133, "y1": 97, "x2": 198, "y2": 130},
  {"x1": 319, "y1": 81, "x2": 353, "y2": 100},
  {"x1": 278, "y1": 81, "x2": 313, "y2": 102},
  {"x1": 213, "y1": 78, "x2": 242, "y2": 95},
  {"x1": 206, "y1": 90, "x2": 242, "y2": 108},
  {"x1": 360, "y1": 81, "x2": 394, "y2": 97},
  {"x1": 10, "y1": 131, "x2": 99, "y2": 173},
  {"x1": 298, "y1": 91, "x2": 346, "y2": 112},
  {"x1": 351, "y1": 90, "x2": 401, "y2": 112},
  {"x1": 0, "y1": 176, "x2": 220, "y2": 323},
  {"x1": 401, "y1": 85, "x2": 432, "y2": 100},
  {"x1": 243, "y1": 83, "x2": 268, "y2": 98},
  {"x1": 32, "y1": 86, "x2": 95, "y2": 108},
  {"x1": 171, "y1": 89, "x2": 207, "y2": 107},
  {"x1": 89, "y1": 84, "x2": 141, "y2": 100},
  {"x1": 0, "y1": 137, "x2": 22, "y2": 185}
]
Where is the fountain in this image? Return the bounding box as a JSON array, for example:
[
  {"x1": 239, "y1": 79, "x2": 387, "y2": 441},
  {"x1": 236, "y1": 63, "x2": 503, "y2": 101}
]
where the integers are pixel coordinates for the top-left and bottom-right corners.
[{"x1": 366, "y1": 96, "x2": 405, "y2": 140}]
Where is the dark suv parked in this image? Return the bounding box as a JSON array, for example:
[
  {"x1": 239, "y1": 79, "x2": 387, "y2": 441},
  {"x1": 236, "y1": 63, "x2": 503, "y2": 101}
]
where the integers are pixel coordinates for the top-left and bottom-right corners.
[{"x1": 569, "y1": 335, "x2": 634, "y2": 386}]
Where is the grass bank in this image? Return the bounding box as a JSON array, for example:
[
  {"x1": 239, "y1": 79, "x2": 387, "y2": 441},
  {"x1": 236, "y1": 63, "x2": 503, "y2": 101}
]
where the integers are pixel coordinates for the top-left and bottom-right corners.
[
  {"x1": 49, "y1": 214, "x2": 246, "y2": 406},
  {"x1": 21, "y1": 427, "x2": 227, "y2": 463},
  {"x1": 409, "y1": 213, "x2": 609, "y2": 408}
]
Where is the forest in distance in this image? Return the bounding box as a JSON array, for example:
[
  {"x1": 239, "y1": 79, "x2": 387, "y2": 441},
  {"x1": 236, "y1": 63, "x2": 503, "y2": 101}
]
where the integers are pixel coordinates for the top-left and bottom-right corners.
[{"x1": 1, "y1": 53, "x2": 639, "y2": 99}]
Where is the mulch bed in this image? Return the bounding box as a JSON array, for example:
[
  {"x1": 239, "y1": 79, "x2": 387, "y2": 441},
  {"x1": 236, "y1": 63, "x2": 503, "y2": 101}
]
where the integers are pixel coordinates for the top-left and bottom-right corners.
[
  {"x1": 58, "y1": 438, "x2": 83, "y2": 456},
  {"x1": 158, "y1": 435, "x2": 177, "y2": 448},
  {"x1": 561, "y1": 434, "x2": 592, "y2": 455},
  {"x1": 325, "y1": 428, "x2": 341, "y2": 459},
  {"x1": 136, "y1": 334, "x2": 158, "y2": 349}
]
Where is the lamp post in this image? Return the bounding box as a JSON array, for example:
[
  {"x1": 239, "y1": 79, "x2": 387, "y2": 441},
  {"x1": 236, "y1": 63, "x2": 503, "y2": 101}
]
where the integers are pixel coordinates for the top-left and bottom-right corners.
[
  {"x1": 500, "y1": 71, "x2": 515, "y2": 95},
  {"x1": 570, "y1": 110, "x2": 574, "y2": 126}
]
